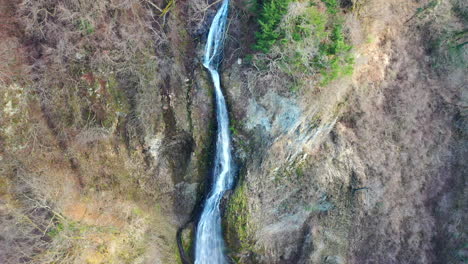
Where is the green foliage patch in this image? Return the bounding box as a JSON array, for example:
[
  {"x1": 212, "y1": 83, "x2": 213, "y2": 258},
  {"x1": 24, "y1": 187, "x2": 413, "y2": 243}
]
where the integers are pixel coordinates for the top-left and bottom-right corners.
[
  {"x1": 78, "y1": 18, "x2": 95, "y2": 35},
  {"x1": 225, "y1": 182, "x2": 254, "y2": 262},
  {"x1": 251, "y1": 0, "x2": 354, "y2": 86},
  {"x1": 316, "y1": 23, "x2": 354, "y2": 85},
  {"x1": 253, "y1": 0, "x2": 292, "y2": 53}
]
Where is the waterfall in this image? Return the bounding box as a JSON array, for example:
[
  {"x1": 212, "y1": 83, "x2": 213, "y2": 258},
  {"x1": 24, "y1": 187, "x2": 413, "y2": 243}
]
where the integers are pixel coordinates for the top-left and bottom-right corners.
[{"x1": 195, "y1": 0, "x2": 234, "y2": 263}]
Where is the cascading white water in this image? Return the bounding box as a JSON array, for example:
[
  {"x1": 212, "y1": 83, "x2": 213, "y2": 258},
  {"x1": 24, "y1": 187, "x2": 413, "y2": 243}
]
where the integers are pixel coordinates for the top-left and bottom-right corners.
[{"x1": 195, "y1": 0, "x2": 233, "y2": 263}]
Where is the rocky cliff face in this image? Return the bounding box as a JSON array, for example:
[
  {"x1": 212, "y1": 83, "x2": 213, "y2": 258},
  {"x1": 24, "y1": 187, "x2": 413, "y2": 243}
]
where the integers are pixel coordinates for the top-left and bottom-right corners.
[
  {"x1": 0, "y1": 0, "x2": 466, "y2": 263},
  {"x1": 1, "y1": 0, "x2": 215, "y2": 262},
  {"x1": 222, "y1": 0, "x2": 466, "y2": 263}
]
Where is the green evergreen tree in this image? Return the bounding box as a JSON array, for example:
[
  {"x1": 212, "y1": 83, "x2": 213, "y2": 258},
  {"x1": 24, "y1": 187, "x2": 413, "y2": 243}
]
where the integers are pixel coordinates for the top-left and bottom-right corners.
[{"x1": 254, "y1": 0, "x2": 291, "y2": 53}]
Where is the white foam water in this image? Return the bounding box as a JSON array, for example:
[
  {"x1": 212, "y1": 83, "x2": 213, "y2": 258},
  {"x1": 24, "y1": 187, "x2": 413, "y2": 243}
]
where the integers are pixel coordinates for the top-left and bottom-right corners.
[{"x1": 194, "y1": 0, "x2": 234, "y2": 263}]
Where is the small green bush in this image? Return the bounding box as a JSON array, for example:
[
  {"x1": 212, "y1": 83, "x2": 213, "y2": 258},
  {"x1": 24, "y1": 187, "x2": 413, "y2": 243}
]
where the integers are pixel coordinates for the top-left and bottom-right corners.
[
  {"x1": 78, "y1": 18, "x2": 95, "y2": 35},
  {"x1": 321, "y1": 0, "x2": 339, "y2": 14}
]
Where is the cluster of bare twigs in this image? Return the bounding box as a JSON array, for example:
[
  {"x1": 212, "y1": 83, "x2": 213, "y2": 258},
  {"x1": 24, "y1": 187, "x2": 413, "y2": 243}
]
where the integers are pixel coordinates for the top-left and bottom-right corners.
[{"x1": 0, "y1": 165, "x2": 68, "y2": 264}]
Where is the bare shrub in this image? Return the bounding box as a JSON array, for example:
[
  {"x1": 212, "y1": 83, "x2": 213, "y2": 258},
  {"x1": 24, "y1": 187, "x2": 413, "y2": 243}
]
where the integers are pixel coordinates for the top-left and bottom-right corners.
[
  {"x1": 187, "y1": 0, "x2": 219, "y2": 35},
  {"x1": 74, "y1": 127, "x2": 111, "y2": 145},
  {"x1": 19, "y1": 0, "x2": 156, "y2": 69},
  {"x1": 0, "y1": 167, "x2": 56, "y2": 264}
]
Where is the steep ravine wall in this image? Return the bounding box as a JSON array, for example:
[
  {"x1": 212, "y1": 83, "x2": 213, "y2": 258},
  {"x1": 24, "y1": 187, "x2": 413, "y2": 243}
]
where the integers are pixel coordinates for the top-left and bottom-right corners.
[
  {"x1": 222, "y1": 0, "x2": 467, "y2": 263},
  {"x1": 0, "y1": 0, "x2": 466, "y2": 263},
  {"x1": 1, "y1": 0, "x2": 216, "y2": 263}
]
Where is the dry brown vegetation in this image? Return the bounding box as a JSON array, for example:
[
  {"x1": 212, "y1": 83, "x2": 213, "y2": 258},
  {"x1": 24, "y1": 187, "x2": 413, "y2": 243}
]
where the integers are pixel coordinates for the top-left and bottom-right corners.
[
  {"x1": 1, "y1": 0, "x2": 218, "y2": 261},
  {"x1": 0, "y1": 0, "x2": 184, "y2": 263},
  {"x1": 221, "y1": 0, "x2": 466, "y2": 263}
]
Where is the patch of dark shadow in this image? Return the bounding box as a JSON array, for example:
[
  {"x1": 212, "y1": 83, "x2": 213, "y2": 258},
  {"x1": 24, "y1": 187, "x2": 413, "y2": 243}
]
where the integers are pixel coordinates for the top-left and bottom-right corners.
[
  {"x1": 176, "y1": 87, "x2": 218, "y2": 264},
  {"x1": 39, "y1": 102, "x2": 84, "y2": 188},
  {"x1": 340, "y1": 0, "x2": 353, "y2": 9},
  {"x1": 453, "y1": 110, "x2": 468, "y2": 138},
  {"x1": 339, "y1": 111, "x2": 359, "y2": 129},
  {"x1": 288, "y1": 216, "x2": 314, "y2": 264},
  {"x1": 347, "y1": 170, "x2": 369, "y2": 208},
  {"x1": 177, "y1": 222, "x2": 196, "y2": 264},
  {"x1": 330, "y1": 129, "x2": 338, "y2": 145},
  {"x1": 176, "y1": 177, "x2": 215, "y2": 264},
  {"x1": 161, "y1": 132, "x2": 195, "y2": 184},
  {"x1": 426, "y1": 164, "x2": 466, "y2": 263},
  {"x1": 113, "y1": 70, "x2": 148, "y2": 160},
  {"x1": 351, "y1": 187, "x2": 368, "y2": 195},
  {"x1": 219, "y1": 189, "x2": 234, "y2": 214},
  {"x1": 294, "y1": 124, "x2": 302, "y2": 136},
  {"x1": 18, "y1": 257, "x2": 32, "y2": 263},
  {"x1": 349, "y1": 170, "x2": 361, "y2": 190},
  {"x1": 116, "y1": 71, "x2": 139, "y2": 107},
  {"x1": 247, "y1": 126, "x2": 271, "y2": 165},
  {"x1": 160, "y1": 75, "x2": 178, "y2": 137}
]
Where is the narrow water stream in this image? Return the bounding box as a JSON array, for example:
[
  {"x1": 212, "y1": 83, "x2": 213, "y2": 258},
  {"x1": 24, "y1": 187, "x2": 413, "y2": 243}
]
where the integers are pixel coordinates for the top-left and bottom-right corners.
[{"x1": 194, "y1": 0, "x2": 234, "y2": 263}]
